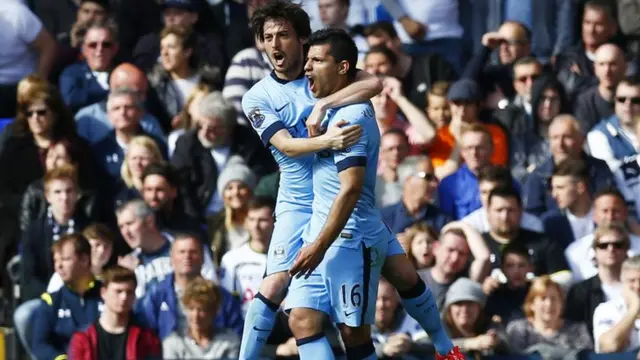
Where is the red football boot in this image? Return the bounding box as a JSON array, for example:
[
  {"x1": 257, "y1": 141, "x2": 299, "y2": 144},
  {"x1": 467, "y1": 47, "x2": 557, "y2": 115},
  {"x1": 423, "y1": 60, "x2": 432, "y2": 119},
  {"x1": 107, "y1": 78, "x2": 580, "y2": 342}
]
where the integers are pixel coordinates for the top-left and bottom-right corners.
[{"x1": 435, "y1": 346, "x2": 465, "y2": 360}]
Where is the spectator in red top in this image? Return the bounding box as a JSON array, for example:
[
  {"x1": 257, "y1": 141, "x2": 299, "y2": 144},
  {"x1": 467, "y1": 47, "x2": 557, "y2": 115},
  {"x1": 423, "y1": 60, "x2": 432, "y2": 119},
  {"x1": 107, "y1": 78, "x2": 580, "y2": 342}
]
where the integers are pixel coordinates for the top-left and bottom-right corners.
[{"x1": 68, "y1": 265, "x2": 162, "y2": 360}]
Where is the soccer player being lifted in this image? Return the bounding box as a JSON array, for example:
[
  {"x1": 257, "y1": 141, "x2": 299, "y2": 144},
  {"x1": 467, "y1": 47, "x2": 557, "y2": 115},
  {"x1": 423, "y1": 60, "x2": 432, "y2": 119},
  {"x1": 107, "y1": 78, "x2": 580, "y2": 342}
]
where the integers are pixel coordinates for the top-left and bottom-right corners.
[{"x1": 241, "y1": 2, "x2": 463, "y2": 359}]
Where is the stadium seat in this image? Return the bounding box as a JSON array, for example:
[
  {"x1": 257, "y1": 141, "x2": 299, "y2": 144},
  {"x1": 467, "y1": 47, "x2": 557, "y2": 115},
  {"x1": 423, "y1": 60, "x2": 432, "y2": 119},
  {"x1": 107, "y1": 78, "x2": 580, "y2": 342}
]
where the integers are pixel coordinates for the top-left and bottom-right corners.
[
  {"x1": 581, "y1": 351, "x2": 639, "y2": 360},
  {"x1": 0, "y1": 118, "x2": 11, "y2": 132}
]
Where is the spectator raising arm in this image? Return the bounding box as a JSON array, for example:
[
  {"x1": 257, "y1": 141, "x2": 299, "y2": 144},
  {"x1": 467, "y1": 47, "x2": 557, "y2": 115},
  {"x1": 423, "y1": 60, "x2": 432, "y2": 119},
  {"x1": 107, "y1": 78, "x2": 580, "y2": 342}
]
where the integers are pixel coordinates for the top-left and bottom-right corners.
[
  {"x1": 441, "y1": 221, "x2": 491, "y2": 282},
  {"x1": 384, "y1": 76, "x2": 436, "y2": 145},
  {"x1": 596, "y1": 286, "x2": 640, "y2": 353},
  {"x1": 30, "y1": 27, "x2": 57, "y2": 80}
]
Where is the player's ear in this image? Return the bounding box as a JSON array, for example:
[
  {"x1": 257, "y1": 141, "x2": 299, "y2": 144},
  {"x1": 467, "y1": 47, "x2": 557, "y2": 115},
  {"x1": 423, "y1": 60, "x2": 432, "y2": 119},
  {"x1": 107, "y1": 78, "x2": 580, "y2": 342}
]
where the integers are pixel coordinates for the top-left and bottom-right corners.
[{"x1": 338, "y1": 60, "x2": 349, "y2": 76}]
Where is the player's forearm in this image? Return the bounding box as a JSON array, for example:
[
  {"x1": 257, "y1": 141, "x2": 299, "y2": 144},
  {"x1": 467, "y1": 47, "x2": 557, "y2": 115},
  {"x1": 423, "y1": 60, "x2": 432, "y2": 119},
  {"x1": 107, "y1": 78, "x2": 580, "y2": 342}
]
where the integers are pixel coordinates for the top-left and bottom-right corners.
[
  {"x1": 314, "y1": 188, "x2": 360, "y2": 250},
  {"x1": 395, "y1": 96, "x2": 436, "y2": 143},
  {"x1": 598, "y1": 313, "x2": 636, "y2": 352},
  {"x1": 278, "y1": 136, "x2": 331, "y2": 157},
  {"x1": 319, "y1": 72, "x2": 382, "y2": 111}
]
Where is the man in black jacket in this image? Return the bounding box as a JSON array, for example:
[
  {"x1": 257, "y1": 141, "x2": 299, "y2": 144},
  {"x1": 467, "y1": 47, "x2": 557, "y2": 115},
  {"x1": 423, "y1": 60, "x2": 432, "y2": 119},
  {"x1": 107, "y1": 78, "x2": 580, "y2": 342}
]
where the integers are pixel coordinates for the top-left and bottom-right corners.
[
  {"x1": 565, "y1": 223, "x2": 629, "y2": 339},
  {"x1": 171, "y1": 91, "x2": 276, "y2": 218}
]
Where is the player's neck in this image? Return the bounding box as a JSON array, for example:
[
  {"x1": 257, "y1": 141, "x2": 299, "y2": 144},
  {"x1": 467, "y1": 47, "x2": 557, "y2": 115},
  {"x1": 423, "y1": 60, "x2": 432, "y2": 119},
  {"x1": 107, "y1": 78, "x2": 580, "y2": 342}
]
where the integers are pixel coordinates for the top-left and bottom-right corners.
[{"x1": 274, "y1": 65, "x2": 304, "y2": 82}]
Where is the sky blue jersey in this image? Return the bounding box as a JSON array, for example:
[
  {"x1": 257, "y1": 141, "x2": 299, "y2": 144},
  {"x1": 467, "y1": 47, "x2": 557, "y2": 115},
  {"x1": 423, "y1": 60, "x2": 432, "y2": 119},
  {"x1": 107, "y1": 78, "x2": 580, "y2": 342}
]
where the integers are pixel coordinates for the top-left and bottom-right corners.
[
  {"x1": 242, "y1": 72, "x2": 316, "y2": 216},
  {"x1": 304, "y1": 101, "x2": 390, "y2": 249}
]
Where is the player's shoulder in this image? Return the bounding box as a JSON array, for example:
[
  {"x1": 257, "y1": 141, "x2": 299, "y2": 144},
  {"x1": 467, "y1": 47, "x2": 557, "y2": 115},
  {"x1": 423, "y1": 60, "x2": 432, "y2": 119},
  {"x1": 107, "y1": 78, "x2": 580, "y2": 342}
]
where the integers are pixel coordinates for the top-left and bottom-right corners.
[
  {"x1": 242, "y1": 77, "x2": 273, "y2": 104},
  {"x1": 332, "y1": 101, "x2": 374, "y2": 124}
]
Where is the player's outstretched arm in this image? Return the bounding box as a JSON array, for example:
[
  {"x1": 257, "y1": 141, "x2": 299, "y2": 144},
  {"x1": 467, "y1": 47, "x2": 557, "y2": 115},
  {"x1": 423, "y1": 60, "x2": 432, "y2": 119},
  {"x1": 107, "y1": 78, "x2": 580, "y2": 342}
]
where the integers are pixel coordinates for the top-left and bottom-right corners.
[
  {"x1": 271, "y1": 120, "x2": 362, "y2": 157},
  {"x1": 289, "y1": 166, "x2": 365, "y2": 278},
  {"x1": 307, "y1": 71, "x2": 383, "y2": 136}
]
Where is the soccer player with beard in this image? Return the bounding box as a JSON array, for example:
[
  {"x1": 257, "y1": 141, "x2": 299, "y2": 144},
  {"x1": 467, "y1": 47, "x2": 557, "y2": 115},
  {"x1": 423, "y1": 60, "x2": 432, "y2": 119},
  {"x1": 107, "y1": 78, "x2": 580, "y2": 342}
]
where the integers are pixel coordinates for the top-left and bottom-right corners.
[{"x1": 241, "y1": 2, "x2": 461, "y2": 360}]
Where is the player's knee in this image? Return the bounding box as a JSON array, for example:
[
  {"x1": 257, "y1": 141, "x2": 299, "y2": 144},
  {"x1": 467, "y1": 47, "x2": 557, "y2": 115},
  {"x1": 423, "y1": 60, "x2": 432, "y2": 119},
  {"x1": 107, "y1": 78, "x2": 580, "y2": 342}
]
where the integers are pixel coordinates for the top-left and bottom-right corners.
[
  {"x1": 383, "y1": 254, "x2": 418, "y2": 292},
  {"x1": 288, "y1": 308, "x2": 324, "y2": 339},
  {"x1": 259, "y1": 272, "x2": 288, "y2": 303},
  {"x1": 338, "y1": 324, "x2": 372, "y2": 347}
]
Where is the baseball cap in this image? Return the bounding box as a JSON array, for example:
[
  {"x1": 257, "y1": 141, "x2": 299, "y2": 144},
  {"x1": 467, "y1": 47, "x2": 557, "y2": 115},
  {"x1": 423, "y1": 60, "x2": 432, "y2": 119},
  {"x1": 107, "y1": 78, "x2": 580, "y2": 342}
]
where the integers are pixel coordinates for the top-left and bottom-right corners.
[{"x1": 447, "y1": 78, "x2": 481, "y2": 102}]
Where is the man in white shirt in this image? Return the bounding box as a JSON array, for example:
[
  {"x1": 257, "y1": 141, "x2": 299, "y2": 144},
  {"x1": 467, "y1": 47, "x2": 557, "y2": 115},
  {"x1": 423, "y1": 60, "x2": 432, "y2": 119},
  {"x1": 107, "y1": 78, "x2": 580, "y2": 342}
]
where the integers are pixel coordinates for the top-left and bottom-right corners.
[
  {"x1": 565, "y1": 189, "x2": 640, "y2": 281},
  {"x1": 462, "y1": 165, "x2": 543, "y2": 233},
  {"x1": 542, "y1": 158, "x2": 595, "y2": 247},
  {"x1": 0, "y1": 1, "x2": 57, "y2": 117},
  {"x1": 593, "y1": 255, "x2": 640, "y2": 353},
  {"x1": 220, "y1": 196, "x2": 275, "y2": 316}
]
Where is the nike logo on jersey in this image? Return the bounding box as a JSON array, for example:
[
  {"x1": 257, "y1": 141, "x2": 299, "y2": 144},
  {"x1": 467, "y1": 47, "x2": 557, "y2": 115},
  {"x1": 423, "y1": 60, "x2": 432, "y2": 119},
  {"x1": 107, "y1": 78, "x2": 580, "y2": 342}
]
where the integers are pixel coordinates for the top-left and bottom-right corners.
[
  {"x1": 275, "y1": 103, "x2": 289, "y2": 112},
  {"x1": 344, "y1": 310, "x2": 357, "y2": 317}
]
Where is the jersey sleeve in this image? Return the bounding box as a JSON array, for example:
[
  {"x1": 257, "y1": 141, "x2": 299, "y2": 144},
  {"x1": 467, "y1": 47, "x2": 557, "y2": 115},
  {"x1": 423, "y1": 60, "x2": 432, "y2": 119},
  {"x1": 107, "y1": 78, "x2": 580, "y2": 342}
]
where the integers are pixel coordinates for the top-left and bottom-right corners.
[
  {"x1": 331, "y1": 105, "x2": 372, "y2": 172},
  {"x1": 241, "y1": 88, "x2": 285, "y2": 146}
]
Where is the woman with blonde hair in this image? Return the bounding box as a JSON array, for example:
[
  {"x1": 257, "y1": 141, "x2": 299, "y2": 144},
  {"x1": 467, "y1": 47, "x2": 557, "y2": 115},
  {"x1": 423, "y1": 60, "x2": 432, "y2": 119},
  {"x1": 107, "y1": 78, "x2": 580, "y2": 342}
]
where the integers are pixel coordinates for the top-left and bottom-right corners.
[
  {"x1": 206, "y1": 156, "x2": 257, "y2": 265},
  {"x1": 115, "y1": 135, "x2": 164, "y2": 208},
  {"x1": 506, "y1": 276, "x2": 592, "y2": 357},
  {"x1": 168, "y1": 82, "x2": 212, "y2": 156},
  {"x1": 163, "y1": 277, "x2": 241, "y2": 359}
]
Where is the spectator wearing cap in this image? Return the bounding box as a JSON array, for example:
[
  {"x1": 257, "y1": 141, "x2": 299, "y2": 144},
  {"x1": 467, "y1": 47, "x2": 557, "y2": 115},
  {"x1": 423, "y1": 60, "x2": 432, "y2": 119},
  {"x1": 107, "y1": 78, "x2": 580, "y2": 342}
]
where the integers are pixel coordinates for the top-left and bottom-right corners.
[
  {"x1": 141, "y1": 162, "x2": 205, "y2": 239},
  {"x1": 462, "y1": 21, "x2": 533, "y2": 103},
  {"x1": 75, "y1": 63, "x2": 166, "y2": 144},
  {"x1": 522, "y1": 114, "x2": 614, "y2": 216},
  {"x1": 438, "y1": 124, "x2": 504, "y2": 220},
  {"x1": 426, "y1": 78, "x2": 509, "y2": 181},
  {"x1": 206, "y1": 157, "x2": 257, "y2": 265},
  {"x1": 574, "y1": 44, "x2": 627, "y2": 134},
  {"x1": 556, "y1": 0, "x2": 618, "y2": 98},
  {"x1": 381, "y1": 156, "x2": 452, "y2": 234},
  {"x1": 506, "y1": 276, "x2": 593, "y2": 356},
  {"x1": 171, "y1": 91, "x2": 276, "y2": 219},
  {"x1": 59, "y1": 19, "x2": 120, "y2": 113},
  {"x1": 0, "y1": 1, "x2": 56, "y2": 118},
  {"x1": 133, "y1": 0, "x2": 226, "y2": 75},
  {"x1": 363, "y1": 21, "x2": 457, "y2": 110},
  {"x1": 588, "y1": 75, "x2": 640, "y2": 171},
  {"x1": 442, "y1": 277, "x2": 511, "y2": 356},
  {"x1": 565, "y1": 224, "x2": 628, "y2": 341}
]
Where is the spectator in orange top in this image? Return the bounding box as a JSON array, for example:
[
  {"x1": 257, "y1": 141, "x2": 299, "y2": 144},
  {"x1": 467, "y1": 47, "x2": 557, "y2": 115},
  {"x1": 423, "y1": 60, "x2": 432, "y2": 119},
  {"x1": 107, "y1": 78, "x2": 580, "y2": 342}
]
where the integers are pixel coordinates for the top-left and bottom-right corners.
[{"x1": 427, "y1": 79, "x2": 509, "y2": 180}]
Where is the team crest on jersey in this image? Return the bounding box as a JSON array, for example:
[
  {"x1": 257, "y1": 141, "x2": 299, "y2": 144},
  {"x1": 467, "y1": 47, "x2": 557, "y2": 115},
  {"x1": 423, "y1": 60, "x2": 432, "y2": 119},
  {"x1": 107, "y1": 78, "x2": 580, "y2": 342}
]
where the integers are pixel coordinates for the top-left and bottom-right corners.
[
  {"x1": 273, "y1": 244, "x2": 286, "y2": 260},
  {"x1": 248, "y1": 108, "x2": 265, "y2": 128}
]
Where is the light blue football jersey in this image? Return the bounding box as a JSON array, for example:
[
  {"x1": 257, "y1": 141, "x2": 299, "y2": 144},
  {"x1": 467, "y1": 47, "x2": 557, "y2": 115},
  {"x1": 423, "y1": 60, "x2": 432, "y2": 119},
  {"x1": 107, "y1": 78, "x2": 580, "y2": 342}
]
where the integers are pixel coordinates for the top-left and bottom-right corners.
[
  {"x1": 242, "y1": 72, "x2": 316, "y2": 216},
  {"x1": 303, "y1": 101, "x2": 390, "y2": 249}
]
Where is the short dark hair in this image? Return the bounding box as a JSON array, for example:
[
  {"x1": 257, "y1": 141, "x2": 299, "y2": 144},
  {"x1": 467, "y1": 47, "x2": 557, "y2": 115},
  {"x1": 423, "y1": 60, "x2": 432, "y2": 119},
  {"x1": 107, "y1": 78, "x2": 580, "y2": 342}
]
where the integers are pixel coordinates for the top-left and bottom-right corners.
[
  {"x1": 488, "y1": 186, "x2": 522, "y2": 207},
  {"x1": 584, "y1": 0, "x2": 616, "y2": 22},
  {"x1": 619, "y1": 75, "x2": 640, "y2": 88},
  {"x1": 382, "y1": 128, "x2": 409, "y2": 143},
  {"x1": 363, "y1": 21, "x2": 397, "y2": 39},
  {"x1": 82, "y1": 223, "x2": 116, "y2": 246},
  {"x1": 51, "y1": 233, "x2": 92, "y2": 259},
  {"x1": 102, "y1": 265, "x2": 137, "y2": 287},
  {"x1": 248, "y1": 196, "x2": 276, "y2": 212},
  {"x1": 512, "y1": 56, "x2": 541, "y2": 77},
  {"x1": 478, "y1": 165, "x2": 513, "y2": 188},
  {"x1": 142, "y1": 162, "x2": 179, "y2": 188},
  {"x1": 251, "y1": 0, "x2": 311, "y2": 41},
  {"x1": 308, "y1": 28, "x2": 358, "y2": 79},
  {"x1": 594, "y1": 187, "x2": 626, "y2": 204},
  {"x1": 552, "y1": 158, "x2": 590, "y2": 184},
  {"x1": 500, "y1": 242, "x2": 532, "y2": 265},
  {"x1": 365, "y1": 45, "x2": 397, "y2": 65}
]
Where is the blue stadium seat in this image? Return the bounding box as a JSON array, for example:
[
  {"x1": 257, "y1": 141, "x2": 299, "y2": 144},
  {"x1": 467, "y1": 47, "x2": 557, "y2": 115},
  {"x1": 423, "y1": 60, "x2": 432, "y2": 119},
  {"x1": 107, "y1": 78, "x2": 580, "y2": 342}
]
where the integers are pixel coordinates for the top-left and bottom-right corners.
[
  {"x1": 0, "y1": 118, "x2": 12, "y2": 132},
  {"x1": 581, "y1": 351, "x2": 639, "y2": 360}
]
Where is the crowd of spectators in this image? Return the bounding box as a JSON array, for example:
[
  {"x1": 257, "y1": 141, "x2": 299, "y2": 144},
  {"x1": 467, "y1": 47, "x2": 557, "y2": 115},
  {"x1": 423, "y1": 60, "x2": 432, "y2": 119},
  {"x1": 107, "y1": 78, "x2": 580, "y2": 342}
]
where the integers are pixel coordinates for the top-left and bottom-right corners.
[{"x1": 4, "y1": 0, "x2": 640, "y2": 359}]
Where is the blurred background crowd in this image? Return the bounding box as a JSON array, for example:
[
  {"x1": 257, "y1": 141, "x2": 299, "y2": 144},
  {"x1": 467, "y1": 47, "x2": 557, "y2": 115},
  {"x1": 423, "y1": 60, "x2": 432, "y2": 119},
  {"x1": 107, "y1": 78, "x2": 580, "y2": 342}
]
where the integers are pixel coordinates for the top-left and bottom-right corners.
[{"x1": 3, "y1": 0, "x2": 640, "y2": 359}]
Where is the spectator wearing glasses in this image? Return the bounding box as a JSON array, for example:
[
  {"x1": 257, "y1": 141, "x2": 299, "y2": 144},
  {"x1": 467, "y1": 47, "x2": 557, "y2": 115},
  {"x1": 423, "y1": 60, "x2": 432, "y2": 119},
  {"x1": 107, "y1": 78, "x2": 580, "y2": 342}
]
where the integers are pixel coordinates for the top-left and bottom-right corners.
[
  {"x1": 588, "y1": 76, "x2": 640, "y2": 170},
  {"x1": 593, "y1": 255, "x2": 640, "y2": 353},
  {"x1": 59, "y1": 19, "x2": 120, "y2": 113},
  {"x1": 462, "y1": 165, "x2": 542, "y2": 234},
  {"x1": 565, "y1": 224, "x2": 628, "y2": 341},
  {"x1": 427, "y1": 79, "x2": 509, "y2": 180},
  {"x1": 381, "y1": 157, "x2": 451, "y2": 235},
  {"x1": 574, "y1": 44, "x2": 627, "y2": 133}
]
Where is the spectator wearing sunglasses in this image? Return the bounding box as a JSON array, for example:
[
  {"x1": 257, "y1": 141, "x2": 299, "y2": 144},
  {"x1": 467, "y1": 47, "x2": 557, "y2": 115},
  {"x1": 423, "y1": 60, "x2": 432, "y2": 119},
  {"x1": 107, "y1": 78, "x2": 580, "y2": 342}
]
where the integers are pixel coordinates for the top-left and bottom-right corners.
[
  {"x1": 59, "y1": 19, "x2": 120, "y2": 113},
  {"x1": 565, "y1": 224, "x2": 628, "y2": 341},
  {"x1": 588, "y1": 75, "x2": 640, "y2": 170},
  {"x1": 381, "y1": 157, "x2": 452, "y2": 235},
  {"x1": 574, "y1": 44, "x2": 627, "y2": 134}
]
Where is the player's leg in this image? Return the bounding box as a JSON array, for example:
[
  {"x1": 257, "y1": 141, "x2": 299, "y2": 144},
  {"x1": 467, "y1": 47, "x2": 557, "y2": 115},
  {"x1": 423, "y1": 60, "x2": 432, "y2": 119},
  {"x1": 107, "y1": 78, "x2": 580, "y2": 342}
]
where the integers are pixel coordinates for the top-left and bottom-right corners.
[
  {"x1": 239, "y1": 210, "x2": 309, "y2": 359},
  {"x1": 331, "y1": 241, "x2": 386, "y2": 360},
  {"x1": 382, "y1": 237, "x2": 455, "y2": 356}
]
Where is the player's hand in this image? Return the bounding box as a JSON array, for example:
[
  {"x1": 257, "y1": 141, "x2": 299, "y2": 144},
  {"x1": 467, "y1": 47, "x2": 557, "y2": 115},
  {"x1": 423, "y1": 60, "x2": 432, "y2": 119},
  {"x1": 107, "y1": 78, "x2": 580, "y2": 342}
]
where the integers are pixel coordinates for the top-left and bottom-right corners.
[
  {"x1": 324, "y1": 119, "x2": 362, "y2": 150},
  {"x1": 117, "y1": 254, "x2": 140, "y2": 271},
  {"x1": 399, "y1": 17, "x2": 427, "y2": 41},
  {"x1": 307, "y1": 99, "x2": 328, "y2": 138},
  {"x1": 276, "y1": 337, "x2": 299, "y2": 356},
  {"x1": 481, "y1": 32, "x2": 504, "y2": 49},
  {"x1": 289, "y1": 243, "x2": 328, "y2": 279}
]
